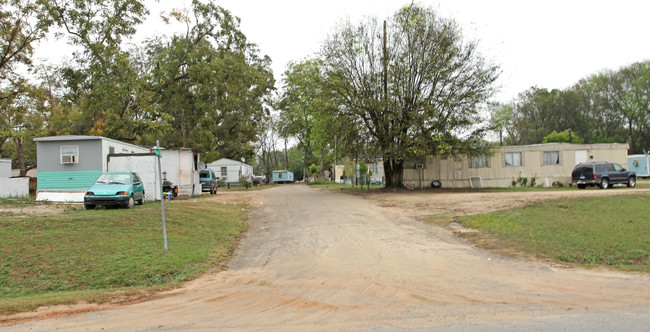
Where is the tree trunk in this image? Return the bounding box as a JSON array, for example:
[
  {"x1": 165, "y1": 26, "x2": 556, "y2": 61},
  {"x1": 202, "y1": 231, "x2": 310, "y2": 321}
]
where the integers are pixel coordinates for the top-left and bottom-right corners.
[
  {"x1": 284, "y1": 138, "x2": 289, "y2": 169},
  {"x1": 383, "y1": 158, "x2": 404, "y2": 188}
]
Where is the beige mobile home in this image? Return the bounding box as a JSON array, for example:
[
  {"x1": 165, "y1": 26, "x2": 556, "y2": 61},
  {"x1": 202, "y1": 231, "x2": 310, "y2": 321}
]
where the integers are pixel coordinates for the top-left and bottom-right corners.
[{"x1": 403, "y1": 143, "x2": 629, "y2": 189}]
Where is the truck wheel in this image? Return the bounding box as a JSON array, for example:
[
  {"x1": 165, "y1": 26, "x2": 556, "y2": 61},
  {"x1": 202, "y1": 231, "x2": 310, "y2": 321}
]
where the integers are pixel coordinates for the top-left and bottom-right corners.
[
  {"x1": 600, "y1": 178, "x2": 609, "y2": 189},
  {"x1": 627, "y1": 176, "x2": 636, "y2": 188}
]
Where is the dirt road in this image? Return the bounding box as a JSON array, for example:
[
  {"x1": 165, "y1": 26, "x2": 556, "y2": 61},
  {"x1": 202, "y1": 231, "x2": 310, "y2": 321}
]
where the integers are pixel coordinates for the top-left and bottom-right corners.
[{"x1": 5, "y1": 185, "x2": 650, "y2": 331}]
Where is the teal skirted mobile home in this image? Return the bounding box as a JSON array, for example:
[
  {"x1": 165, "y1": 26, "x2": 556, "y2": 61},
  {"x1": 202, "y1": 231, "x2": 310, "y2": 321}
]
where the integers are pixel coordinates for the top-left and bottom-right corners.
[
  {"x1": 272, "y1": 170, "x2": 294, "y2": 184},
  {"x1": 34, "y1": 136, "x2": 151, "y2": 202}
]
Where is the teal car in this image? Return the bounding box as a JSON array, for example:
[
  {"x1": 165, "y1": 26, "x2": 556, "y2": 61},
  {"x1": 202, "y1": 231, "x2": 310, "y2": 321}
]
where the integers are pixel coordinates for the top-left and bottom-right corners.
[{"x1": 84, "y1": 172, "x2": 145, "y2": 210}]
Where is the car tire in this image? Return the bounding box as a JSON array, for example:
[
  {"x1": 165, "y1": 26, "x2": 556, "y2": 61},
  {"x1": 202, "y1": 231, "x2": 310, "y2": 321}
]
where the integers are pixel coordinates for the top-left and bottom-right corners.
[
  {"x1": 577, "y1": 184, "x2": 586, "y2": 189},
  {"x1": 600, "y1": 177, "x2": 609, "y2": 189},
  {"x1": 137, "y1": 192, "x2": 144, "y2": 205},
  {"x1": 84, "y1": 204, "x2": 95, "y2": 210},
  {"x1": 126, "y1": 196, "x2": 135, "y2": 209},
  {"x1": 627, "y1": 176, "x2": 636, "y2": 188}
]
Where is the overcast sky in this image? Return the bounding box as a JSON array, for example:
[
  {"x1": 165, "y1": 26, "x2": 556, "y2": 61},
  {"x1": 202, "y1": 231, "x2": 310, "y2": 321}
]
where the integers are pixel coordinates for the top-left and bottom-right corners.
[
  {"x1": 40, "y1": 0, "x2": 650, "y2": 102},
  {"x1": 209, "y1": 0, "x2": 650, "y2": 102}
]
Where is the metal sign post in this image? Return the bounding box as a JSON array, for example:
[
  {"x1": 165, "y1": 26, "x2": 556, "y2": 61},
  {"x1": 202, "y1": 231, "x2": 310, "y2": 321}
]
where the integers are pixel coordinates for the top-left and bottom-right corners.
[{"x1": 156, "y1": 140, "x2": 168, "y2": 251}]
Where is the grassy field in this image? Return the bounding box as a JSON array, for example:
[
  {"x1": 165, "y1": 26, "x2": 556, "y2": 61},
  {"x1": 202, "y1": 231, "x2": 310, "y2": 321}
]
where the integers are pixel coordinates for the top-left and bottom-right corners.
[
  {"x1": 446, "y1": 194, "x2": 650, "y2": 272},
  {"x1": 0, "y1": 197, "x2": 247, "y2": 315}
]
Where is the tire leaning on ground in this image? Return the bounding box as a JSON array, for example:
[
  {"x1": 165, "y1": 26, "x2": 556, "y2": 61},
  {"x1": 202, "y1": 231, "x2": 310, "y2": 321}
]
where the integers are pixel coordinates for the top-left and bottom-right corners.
[
  {"x1": 600, "y1": 177, "x2": 609, "y2": 189},
  {"x1": 627, "y1": 176, "x2": 636, "y2": 188},
  {"x1": 126, "y1": 196, "x2": 135, "y2": 209}
]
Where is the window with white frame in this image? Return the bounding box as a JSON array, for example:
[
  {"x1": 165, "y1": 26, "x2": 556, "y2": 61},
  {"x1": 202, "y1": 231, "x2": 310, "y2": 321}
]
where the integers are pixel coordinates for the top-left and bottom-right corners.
[
  {"x1": 221, "y1": 167, "x2": 227, "y2": 178},
  {"x1": 543, "y1": 151, "x2": 560, "y2": 165},
  {"x1": 60, "y1": 145, "x2": 79, "y2": 164},
  {"x1": 470, "y1": 155, "x2": 489, "y2": 168},
  {"x1": 504, "y1": 152, "x2": 522, "y2": 166}
]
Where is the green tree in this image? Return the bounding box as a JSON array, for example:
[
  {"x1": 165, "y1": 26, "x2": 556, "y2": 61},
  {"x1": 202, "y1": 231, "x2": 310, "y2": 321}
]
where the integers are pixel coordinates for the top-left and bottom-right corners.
[
  {"x1": 320, "y1": 4, "x2": 499, "y2": 187},
  {"x1": 45, "y1": 0, "x2": 154, "y2": 141},
  {"x1": 0, "y1": 0, "x2": 53, "y2": 165},
  {"x1": 277, "y1": 58, "x2": 350, "y2": 177},
  {"x1": 489, "y1": 103, "x2": 513, "y2": 145},
  {"x1": 149, "y1": 1, "x2": 274, "y2": 161},
  {"x1": 542, "y1": 130, "x2": 584, "y2": 144}
]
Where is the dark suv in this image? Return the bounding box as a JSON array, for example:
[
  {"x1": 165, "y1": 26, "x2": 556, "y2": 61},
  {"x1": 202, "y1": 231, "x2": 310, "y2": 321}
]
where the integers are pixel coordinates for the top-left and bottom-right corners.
[{"x1": 571, "y1": 162, "x2": 636, "y2": 189}]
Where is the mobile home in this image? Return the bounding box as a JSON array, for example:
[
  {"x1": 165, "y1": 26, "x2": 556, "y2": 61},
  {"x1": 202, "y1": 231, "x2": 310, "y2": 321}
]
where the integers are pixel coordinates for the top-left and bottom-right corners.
[
  {"x1": 34, "y1": 135, "x2": 151, "y2": 202},
  {"x1": 402, "y1": 143, "x2": 630, "y2": 189},
  {"x1": 627, "y1": 154, "x2": 650, "y2": 177},
  {"x1": 272, "y1": 170, "x2": 294, "y2": 184},
  {"x1": 205, "y1": 158, "x2": 253, "y2": 185}
]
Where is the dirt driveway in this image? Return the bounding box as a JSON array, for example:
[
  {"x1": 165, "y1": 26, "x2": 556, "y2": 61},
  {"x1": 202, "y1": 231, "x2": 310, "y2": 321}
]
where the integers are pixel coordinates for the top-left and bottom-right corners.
[{"x1": 4, "y1": 186, "x2": 650, "y2": 331}]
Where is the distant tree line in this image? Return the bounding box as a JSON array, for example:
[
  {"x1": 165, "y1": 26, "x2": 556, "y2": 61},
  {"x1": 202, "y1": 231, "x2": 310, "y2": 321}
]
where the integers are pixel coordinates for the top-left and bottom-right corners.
[{"x1": 492, "y1": 60, "x2": 650, "y2": 154}]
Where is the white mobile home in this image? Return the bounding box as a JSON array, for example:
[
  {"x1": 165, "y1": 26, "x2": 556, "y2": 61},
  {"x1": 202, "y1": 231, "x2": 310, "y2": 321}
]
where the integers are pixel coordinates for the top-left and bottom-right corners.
[
  {"x1": 205, "y1": 158, "x2": 253, "y2": 184},
  {"x1": 402, "y1": 143, "x2": 630, "y2": 189}
]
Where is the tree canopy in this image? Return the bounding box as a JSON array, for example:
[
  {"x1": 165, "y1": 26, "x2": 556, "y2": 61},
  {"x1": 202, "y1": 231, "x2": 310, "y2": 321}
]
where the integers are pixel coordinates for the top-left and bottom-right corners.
[
  {"x1": 278, "y1": 4, "x2": 500, "y2": 187},
  {"x1": 0, "y1": 0, "x2": 274, "y2": 174}
]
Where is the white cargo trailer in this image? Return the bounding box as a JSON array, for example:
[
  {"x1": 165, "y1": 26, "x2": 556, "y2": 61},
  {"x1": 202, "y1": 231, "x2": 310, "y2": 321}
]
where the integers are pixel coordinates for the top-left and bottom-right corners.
[
  {"x1": 107, "y1": 148, "x2": 201, "y2": 200},
  {"x1": 160, "y1": 149, "x2": 201, "y2": 197}
]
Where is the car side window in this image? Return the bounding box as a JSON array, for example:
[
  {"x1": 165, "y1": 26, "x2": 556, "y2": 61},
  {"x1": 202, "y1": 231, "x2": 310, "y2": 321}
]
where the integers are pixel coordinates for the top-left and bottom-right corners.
[
  {"x1": 595, "y1": 164, "x2": 606, "y2": 172},
  {"x1": 606, "y1": 164, "x2": 616, "y2": 172},
  {"x1": 613, "y1": 164, "x2": 623, "y2": 171}
]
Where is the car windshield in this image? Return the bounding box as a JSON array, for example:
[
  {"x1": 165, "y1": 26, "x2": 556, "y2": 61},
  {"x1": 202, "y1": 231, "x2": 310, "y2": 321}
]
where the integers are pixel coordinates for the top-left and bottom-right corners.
[{"x1": 96, "y1": 173, "x2": 132, "y2": 185}]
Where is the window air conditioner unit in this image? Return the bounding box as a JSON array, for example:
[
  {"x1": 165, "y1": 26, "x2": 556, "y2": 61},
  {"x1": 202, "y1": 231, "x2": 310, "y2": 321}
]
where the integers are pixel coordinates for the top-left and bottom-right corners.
[{"x1": 62, "y1": 155, "x2": 77, "y2": 164}]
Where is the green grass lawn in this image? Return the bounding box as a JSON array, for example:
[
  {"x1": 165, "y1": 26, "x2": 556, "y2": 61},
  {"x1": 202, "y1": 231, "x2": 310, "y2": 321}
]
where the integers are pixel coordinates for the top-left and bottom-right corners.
[
  {"x1": 0, "y1": 198, "x2": 247, "y2": 315},
  {"x1": 452, "y1": 194, "x2": 650, "y2": 272}
]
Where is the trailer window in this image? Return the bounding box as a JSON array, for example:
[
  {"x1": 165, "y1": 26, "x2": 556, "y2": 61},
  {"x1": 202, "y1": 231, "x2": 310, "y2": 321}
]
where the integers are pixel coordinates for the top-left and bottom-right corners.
[
  {"x1": 504, "y1": 152, "x2": 522, "y2": 166},
  {"x1": 60, "y1": 145, "x2": 79, "y2": 164},
  {"x1": 543, "y1": 151, "x2": 560, "y2": 165}
]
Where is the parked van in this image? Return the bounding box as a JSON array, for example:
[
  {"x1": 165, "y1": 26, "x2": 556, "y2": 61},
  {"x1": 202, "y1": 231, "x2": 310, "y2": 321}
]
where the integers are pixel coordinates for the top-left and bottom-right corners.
[{"x1": 199, "y1": 169, "x2": 218, "y2": 194}]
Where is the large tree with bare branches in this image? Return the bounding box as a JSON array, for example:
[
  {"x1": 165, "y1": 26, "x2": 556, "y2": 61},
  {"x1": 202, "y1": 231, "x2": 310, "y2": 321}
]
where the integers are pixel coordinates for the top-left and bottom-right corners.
[{"x1": 320, "y1": 4, "x2": 500, "y2": 187}]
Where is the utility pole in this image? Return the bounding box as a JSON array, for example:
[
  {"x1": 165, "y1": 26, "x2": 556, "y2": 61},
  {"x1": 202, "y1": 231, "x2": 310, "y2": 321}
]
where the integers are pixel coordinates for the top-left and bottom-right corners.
[
  {"x1": 383, "y1": 20, "x2": 388, "y2": 102},
  {"x1": 155, "y1": 140, "x2": 168, "y2": 251}
]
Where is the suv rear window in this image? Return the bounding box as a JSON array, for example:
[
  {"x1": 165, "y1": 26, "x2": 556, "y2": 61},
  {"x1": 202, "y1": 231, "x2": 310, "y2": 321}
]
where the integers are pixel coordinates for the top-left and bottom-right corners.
[
  {"x1": 574, "y1": 165, "x2": 592, "y2": 173},
  {"x1": 200, "y1": 171, "x2": 210, "y2": 178}
]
